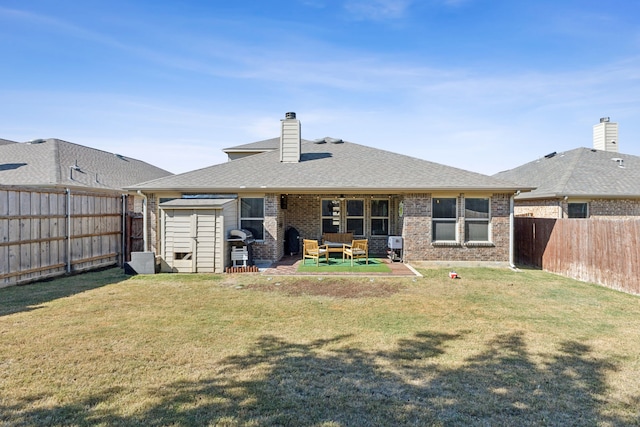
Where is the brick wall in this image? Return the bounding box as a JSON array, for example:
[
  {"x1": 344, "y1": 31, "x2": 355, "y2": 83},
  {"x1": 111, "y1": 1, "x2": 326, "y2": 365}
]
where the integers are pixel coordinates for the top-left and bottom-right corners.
[
  {"x1": 515, "y1": 198, "x2": 640, "y2": 218},
  {"x1": 588, "y1": 199, "x2": 640, "y2": 217},
  {"x1": 252, "y1": 194, "x2": 280, "y2": 261},
  {"x1": 514, "y1": 199, "x2": 561, "y2": 218},
  {"x1": 401, "y1": 193, "x2": 511, "y2": 263},
  {"x1": 147, "y1": 193, "x2": 159, "y2": 254}
]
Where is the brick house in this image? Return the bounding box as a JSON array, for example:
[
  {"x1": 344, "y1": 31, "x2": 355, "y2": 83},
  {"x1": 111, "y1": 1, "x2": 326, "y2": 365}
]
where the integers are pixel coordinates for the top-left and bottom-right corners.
[
  {"x1": 128, "y1": 113, "x2": 529, "y2": 273},
  {"x1": 494, "y1": 118, "x2": 640, "y2": 219}
]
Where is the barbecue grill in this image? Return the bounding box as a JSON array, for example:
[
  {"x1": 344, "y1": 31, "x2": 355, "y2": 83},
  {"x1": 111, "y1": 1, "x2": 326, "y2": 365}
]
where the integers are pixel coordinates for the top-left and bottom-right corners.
[{"x1": 228, "y1": 229, "x2": 255, "y2": 267}]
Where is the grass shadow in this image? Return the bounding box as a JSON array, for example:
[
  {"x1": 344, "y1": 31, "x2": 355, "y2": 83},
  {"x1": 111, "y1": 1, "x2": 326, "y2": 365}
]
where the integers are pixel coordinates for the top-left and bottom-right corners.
[
  {"x1": 2, "y1": 330, "x2": 637, "y2": 425},
  {"x1": 0, "y1": 267, "x2": 129, "y2": 317}
]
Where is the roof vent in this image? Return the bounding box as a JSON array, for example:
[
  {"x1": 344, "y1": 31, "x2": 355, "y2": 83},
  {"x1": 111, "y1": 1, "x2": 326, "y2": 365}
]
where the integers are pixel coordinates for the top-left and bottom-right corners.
[
  {"x1": 612, "y1": 158, "x2": 625, "y2": 168},
  {"x1": 285, "y1": 112, "x2": 296, "y2": 120},
  {"x1": 27, "y1": 139, "x2": 46, "y2": 144},
  {"x1": 544, "y1": 152, "x2": 557, "y2": 159},
  {"x1": 314, "y1": 137, "x2": 343, "y2": 144}
]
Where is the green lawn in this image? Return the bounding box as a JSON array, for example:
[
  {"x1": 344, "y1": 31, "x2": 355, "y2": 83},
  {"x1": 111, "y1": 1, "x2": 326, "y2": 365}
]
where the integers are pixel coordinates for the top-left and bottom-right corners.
[
  {"x1": 1, "y1": 267, "x2": 639, "y2": 426},
  {"x1": 297, "y1": 256, "x2": 391, "y2": 273}
]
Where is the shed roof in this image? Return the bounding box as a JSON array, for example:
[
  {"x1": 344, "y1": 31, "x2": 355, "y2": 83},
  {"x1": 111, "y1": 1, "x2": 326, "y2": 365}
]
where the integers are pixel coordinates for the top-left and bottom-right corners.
[
  {"x1": 0, "y1": 138, "x2": 172, "y2": 191},
  {"x1": 159, "y1": 198, "x2": 236, "y2": 209},
  {"x1": 130, "y1": 138, "x2": 526, "y2": 193},
  {"x1": 494, "y1": 147, "x2": 640, "y2": 199}
]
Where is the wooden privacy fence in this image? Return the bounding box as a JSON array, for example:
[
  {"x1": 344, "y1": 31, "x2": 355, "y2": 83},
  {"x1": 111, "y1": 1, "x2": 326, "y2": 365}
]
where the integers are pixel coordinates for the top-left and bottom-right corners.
[
  {"x1": 515, "y1": 217, "x2": 640, "y2": 295},
  {"x1": 0, "y1": 186, "x2": 126, "y2": 288}
]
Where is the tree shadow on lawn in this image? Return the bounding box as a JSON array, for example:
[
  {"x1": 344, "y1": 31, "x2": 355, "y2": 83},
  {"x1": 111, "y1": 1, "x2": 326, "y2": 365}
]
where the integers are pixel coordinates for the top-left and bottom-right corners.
[
  {"x1": 0, "y1": 267, "x2": 128, "y2": 317},
  {"x1": 3, "y1": 331, "x2": 638, "y2": 426}
]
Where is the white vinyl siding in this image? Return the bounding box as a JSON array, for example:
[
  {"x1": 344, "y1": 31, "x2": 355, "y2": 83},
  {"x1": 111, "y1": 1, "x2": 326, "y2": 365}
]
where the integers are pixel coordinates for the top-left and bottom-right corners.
[{"x1": 160, "y1": 199, "x2": 237, "y2": 273}]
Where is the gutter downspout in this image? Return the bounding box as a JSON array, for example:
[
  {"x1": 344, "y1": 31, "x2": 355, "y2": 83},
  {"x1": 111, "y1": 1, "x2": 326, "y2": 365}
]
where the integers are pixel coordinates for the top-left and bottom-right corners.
[
  {"x1": 66, "y1": 188, "x2": 72, "y2": 273},
  {"x1": 137, "y1": 190, "x2": 148, "y2": 252},
  {"x1": 509, "y1": 192, "x2": 518, "y2": 269}
]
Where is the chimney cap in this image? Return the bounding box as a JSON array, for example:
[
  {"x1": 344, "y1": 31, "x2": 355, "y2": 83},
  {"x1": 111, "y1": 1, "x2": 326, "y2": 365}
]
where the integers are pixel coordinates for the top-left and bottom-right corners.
[
  {"x1": 285, "y1": 112, "x2": 296, "y2": 120},
  {"x1": 600, "y1": 117, "x2": 610, "y2": 123}
]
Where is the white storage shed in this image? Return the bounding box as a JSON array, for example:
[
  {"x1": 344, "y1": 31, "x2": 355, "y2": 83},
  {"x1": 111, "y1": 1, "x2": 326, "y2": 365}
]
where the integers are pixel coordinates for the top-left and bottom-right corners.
[{"x1": 159, "y1": 198, "x2": 237, "y2": 273}]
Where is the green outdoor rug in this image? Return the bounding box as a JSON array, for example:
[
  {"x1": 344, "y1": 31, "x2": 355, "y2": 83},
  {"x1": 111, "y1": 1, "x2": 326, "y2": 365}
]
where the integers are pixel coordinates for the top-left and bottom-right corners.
[{"x1": 297, "y1": 256, "x2": 392, "y2": 273}]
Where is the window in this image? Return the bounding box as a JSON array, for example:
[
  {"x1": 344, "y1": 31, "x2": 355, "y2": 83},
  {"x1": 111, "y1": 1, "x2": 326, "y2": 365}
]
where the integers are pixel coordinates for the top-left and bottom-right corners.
[
  {"x1": 346, "y1": 200, "x2": 364, "y2": 235},
  {"x1": 465, "y1": 198, "x2": 490, "y2": 241},
  {"x1": 371, "y1": 199, "x2": 389, "y2": 235},
  {"x1": 240, "y1": 197, "x2": 264, "y2": 240},
  {"x1": 322, "y1": 199, "x2": 340, "y2": 233},
  {"x1": 568, "y1": 203, "x2": 588, "y2": 218},
  {"x1": 432, "y1": 197, "x2": 457, "y2": 241}
]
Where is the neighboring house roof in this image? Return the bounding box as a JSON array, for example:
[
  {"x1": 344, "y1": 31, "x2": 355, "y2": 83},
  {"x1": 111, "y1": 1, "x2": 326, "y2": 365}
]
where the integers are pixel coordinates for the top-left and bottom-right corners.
[
  {"x1": 129, "y1": 138, "x2": 526, "y2": 193},
  {"x1": 0, "y1": 138, "x2": 173, "y2": 191},
  {"x1": 0, "y1": 138, "x2": 18, "y2": 145},
  {"x1": 494, "y1": 147, "x2": 640, "y2": 200}
]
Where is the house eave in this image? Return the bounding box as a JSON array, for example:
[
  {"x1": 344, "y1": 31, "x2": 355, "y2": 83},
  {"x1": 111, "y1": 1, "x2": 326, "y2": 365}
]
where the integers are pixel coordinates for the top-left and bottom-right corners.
[
  {"x1": 515, "y1": 192, "x2": 640, "y2": 201},
  {"x1": 130, "y1": 185, "x2": 531, "y2": 194}
]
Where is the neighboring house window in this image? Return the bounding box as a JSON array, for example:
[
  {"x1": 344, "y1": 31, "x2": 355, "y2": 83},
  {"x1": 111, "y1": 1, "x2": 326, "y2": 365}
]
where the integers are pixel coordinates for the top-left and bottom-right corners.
[
  {"x1": 465, "y1": 198, "x2": 490, "y2": 242},
  {"x1": 346, "y1": 199, "x2": 364, "y2": 236},
  {"x1": 240, "y1": 197, "x2": 264, "y2": 240},
  {"x1": 322, "y1": 199, "x2": 340, "y2": 233},
  {"x1": 371, "y1": 199, "x2": 389, "y2": 235},
  {"x1": 568, "y1": 203, "x2": 588, "y2": 218},
  {"x1": 432, "y1": 197, "x2": 457, "y2": 241}
]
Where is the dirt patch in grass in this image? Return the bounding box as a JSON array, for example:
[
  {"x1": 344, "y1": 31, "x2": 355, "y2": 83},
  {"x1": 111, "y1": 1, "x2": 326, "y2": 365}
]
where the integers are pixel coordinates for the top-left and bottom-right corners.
[{"x1": 240, "y1": 278, "x2": 405, "y2": 298}]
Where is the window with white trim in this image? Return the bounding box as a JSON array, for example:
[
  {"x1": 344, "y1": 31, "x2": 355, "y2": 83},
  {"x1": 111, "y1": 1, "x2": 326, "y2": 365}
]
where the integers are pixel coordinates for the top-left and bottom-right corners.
[
  {"x1": 240, "y1": 197, "x2": 264, "y2": 240},
  {"x1": 432, "y1": 197, "x2": 457, "y2": 241},
  {"x1": 371, "y1": 199, "x2": 389, "y2": 235},
  {"x1": 465, "y1": 197, "x2": 490, "y2": 242},
  {"x1": 321, "y1": 199, "x2": 340, "y2": 233},
  {"x1": 346, "y1": 199, "x2": 364, "y2": 236}
]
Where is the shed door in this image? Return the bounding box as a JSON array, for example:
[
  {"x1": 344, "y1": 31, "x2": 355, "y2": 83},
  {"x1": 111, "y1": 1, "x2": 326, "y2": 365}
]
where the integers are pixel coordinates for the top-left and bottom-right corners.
[{"x1": 164, "y1": 209, "x2": 218, "y2": 273}]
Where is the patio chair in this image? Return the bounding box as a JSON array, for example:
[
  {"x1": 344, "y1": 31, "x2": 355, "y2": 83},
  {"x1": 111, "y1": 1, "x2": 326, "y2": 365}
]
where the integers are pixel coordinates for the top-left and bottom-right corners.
[
  {"x1": 303, "y1": 239, "x2": 329, "y2": 266},
  {"x1": 343, "y1": 239, "x2": 369, "y2": 266}
]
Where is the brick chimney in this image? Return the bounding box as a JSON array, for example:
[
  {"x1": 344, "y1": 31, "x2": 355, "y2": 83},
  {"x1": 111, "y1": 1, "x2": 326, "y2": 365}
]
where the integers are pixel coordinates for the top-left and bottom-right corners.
[{"x1": 280, "y1": 112, "x2": 301, "y2": 163}]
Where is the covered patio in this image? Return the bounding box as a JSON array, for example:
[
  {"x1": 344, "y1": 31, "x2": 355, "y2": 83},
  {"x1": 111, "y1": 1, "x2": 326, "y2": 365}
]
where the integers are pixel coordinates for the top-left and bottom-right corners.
[{"x1": 261, "y1": 253, "x2": 420, "y2": 277}]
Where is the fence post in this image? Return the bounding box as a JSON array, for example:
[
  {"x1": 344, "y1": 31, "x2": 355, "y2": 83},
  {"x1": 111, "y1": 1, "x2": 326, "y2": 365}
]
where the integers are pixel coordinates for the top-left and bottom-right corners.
[{"x1": 66, "y1": 188, "x2": 71, "y2": 273}]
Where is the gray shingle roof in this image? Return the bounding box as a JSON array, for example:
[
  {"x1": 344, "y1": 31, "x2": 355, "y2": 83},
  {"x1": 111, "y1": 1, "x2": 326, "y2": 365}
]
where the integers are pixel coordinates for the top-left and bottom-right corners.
[
  {"x1": 129, "y1": 139, "x2": 525, "y2": 193},
  {"x1": 0, "y1": 138, "x2": 173, "y2": 191},
  {"x1": 0, "y1": 138, "x2": 18, "y2": 146},
  {"x1": 494, "y1": 147, "x2": 640, "y2": 199}
]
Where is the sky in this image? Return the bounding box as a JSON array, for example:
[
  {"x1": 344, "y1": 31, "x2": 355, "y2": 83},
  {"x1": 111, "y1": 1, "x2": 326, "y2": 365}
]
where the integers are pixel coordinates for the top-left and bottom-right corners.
[{"x1": 1, "y1": 0, "x2": 639, "y2": 176}]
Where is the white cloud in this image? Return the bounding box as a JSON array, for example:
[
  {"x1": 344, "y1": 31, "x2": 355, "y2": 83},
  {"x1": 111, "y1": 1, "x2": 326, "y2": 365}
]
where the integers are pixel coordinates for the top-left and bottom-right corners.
[{"x1": 344, "y1": 0, "x2": 413, "y2": 20}]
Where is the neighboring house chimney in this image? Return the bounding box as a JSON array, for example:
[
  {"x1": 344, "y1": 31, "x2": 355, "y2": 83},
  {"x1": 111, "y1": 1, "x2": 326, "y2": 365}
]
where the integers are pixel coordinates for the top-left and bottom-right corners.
[
  {"x1": 280, "y1": 112, "x2": 301, "y2": 163},
  {"x1": 593, "y1": 117, "x2": 618, "y2": 152}
]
